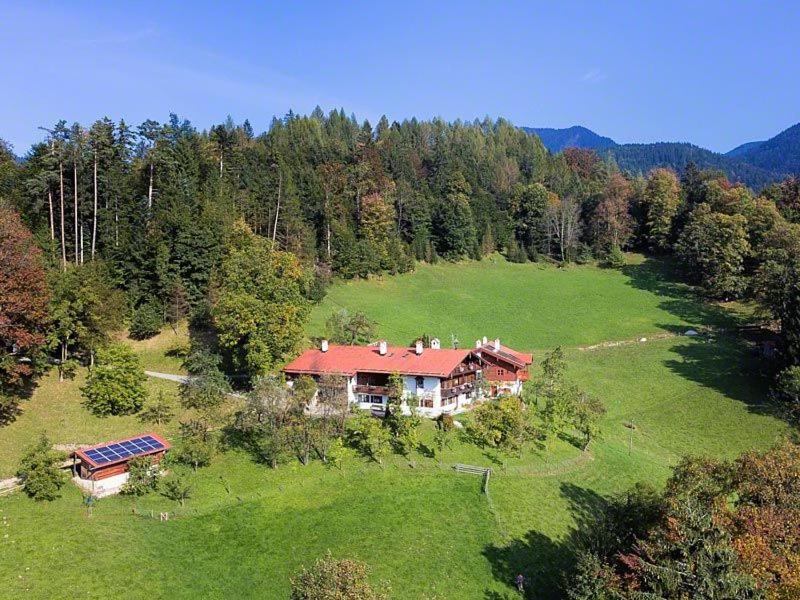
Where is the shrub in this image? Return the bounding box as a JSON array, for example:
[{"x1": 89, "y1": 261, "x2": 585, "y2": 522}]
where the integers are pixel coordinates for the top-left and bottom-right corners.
[
  {"x1": 139, "y1": 391, "x2": 175, "y2": 425},
  {"x1": 160, "y1": 473, "x2": 192, "y2": 506},
  {"x1": 176, "y1": 432, "x2": 215, "y2": 471},
  {"x1": 17, "y1": 434, "x2": 67, "y2": 501},
  {"x1": 290, "y1": 552, "x2": 389, "y2": 600},
  {"x1": 603, "y1": 245, "x2": 626, "y2": 269},
  {"x1": 82, "y1": 343, "x2": 147, "y2": 416},
  {"x1": 128, "y1": 302, "x2": 163, "y2": 340},
  {"x1": 575, "y1": 243, "x2": 593, "y2": 264},
  {"x1": 121, "y1": 456, "x2": 160, "y2": 496}
]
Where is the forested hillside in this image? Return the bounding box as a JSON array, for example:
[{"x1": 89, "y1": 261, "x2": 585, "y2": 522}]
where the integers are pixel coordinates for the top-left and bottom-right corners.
[
  {"x1": 523, "y1": 126, "x2": 617, "y2": 152},
  {"x1": 726, "y1": 140, "x2": 765, "y2": 157},
  {"x1": 526, "y1": 123, "x2": 800, "y2": 189},
  {"x1": 605, "y1": 142, "x2": 780, "y2": 189},
  {"x1": 733, "y1": 122, "x2": 800, "y2": 174}
]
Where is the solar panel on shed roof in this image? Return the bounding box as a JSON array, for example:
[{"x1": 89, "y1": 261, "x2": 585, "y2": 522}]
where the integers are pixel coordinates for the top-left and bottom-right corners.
[{"x1": 77, "y1": 434, "x2": 168, "y2": 467}]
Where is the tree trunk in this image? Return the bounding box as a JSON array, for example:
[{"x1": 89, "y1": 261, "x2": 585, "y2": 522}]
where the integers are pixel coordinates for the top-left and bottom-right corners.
[
  {"x1": 114, "y1": 197, "x2": 119, "y2": 247},
  {"x1": 80, "y1": 223, "x2": 84, "y2": 264},
  {"x1": 47, "y1": 189, "x2": 55, "y2": 240},
  {"x1": 73, "y1": 163, "x2": 79, "y2": 265},
  {"x1": 59, "y1": 163, "x2": 67, "y2": 270},
  {"x1": 147, "y1": 162, "x2": 154, "y2": 212},
  {"x1": 272, "y1": 169, "x2": 282, "y2": 244},
  {"x1": 91, "y1": 153, "x2": 98, "y2": 260},
  {"x1": 324, "y1": 189, "x2": 331, "y2": 260},
  {"x1": 59, "y1": 342, "x2": 67, "y2": 382}
]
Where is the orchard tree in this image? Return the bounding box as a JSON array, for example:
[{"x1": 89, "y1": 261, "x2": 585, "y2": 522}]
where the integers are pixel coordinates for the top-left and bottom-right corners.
[
  {"x1": 325, "y1": 310, "x2": 376, "y2": 345},
  {"x1": 82, "y1": 343, "x2": 147, "y2": 416},
  {"x1": 160, "y1": 473, "x2": 192, "y2": 506},
  {"x1": 0, "y1": 206, "x2": 50, "y2": 422},
  {"x1": 234, "y1": 375, "x2": 293, "y2": 468},
  {"x1": 573, "y1": 391, "x2": 606, "y2": 450},
  {"x1": 433, "y1": 413, "x2": 455, "y2": 459},
  {"x1": 467, "y1": 396, "x2": 529, "y2": 454},
  {"x1": 290, "y1": 553, "x2": 389, "y2": 600},
  {"x1": 139, "y1": 390, "x2": 175, "y2": 425},
  {"x1": 349, "y1": 413, "x2": 390, "y2": 465}
]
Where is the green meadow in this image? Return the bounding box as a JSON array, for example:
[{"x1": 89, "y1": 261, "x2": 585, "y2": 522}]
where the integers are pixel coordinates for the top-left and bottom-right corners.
[{"x1": 0, "y1": 255, "x2": 789, "y2": 599}]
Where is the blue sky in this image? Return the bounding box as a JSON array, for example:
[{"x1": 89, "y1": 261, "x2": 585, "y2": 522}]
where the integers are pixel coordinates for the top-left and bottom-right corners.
[{"x1": 2, "y1": 1, "x2": 798, "y2": 153}]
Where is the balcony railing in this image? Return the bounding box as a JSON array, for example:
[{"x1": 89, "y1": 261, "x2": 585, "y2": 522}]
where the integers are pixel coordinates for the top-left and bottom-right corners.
[
  {"x1": 441, "y1": 381, "x2": 476, "y2": 400},
  {"x1": 354, "y1": 384, "x2": 390, "y2": 396}
]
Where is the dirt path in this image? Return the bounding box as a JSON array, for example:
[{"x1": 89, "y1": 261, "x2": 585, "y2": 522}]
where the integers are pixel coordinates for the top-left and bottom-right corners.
[{"x1": 576, "y1": 332, "x2": 680, "y2": 351}]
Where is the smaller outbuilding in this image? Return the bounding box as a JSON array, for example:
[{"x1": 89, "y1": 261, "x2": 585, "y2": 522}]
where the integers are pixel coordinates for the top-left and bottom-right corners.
[{"x1": 73, "y1": 433, "x2": 170, "y2": 482}]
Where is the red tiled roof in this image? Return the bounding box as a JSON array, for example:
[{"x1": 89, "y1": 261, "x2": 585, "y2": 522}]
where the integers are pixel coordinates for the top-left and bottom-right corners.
[{"x1": 283, "y1": 344, "x2": 471, "y2": 378}]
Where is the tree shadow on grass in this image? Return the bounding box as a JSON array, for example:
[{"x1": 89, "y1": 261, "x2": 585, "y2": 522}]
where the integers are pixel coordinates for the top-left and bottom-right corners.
[
  {"x1": 482, "y1": 483, "x2": 608, "y2": 599},
  {"x1": 622, "y1": 255, "x2": 787, "y2": 423},
  {"x1": 621, "y1": 257, "x2": 745, "y2": 331},
  {"x1": 663, "y1": 336, "x2": 781, "y2": 419}
]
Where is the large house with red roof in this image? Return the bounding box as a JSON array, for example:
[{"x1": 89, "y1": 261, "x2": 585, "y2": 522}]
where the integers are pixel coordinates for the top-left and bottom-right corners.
[{"x1": 282, "y1": 337, "x2": 532, "y2": 416}]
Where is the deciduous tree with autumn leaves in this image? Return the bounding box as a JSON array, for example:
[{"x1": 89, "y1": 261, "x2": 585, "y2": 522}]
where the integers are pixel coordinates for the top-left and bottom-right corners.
[{"x1": 0, "y1": 206, "x2": 50, "y2": 422}]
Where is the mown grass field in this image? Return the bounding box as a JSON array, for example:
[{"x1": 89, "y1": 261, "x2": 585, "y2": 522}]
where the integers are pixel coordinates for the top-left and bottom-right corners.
[
  {"x1": 308, "y1": 254, "x2": 735, "y2": 350},
  {"x1": 0, "y1": 254, "x2": 790, "y2": 599}
]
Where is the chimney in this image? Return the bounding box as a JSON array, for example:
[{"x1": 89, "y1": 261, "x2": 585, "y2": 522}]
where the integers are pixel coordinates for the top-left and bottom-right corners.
[
  {"x1": 494, "y1": 338, "x2": 501, "y2": 351},
  {"x1": 430, "y1": 338, "x2": 441, "y2": 350},
  {"x1": 475, "y1": 339, "x2": 482, "y2": 349},
  {"x1": 379, "y1": 340, "x2": 388, "y2": 355},
  {"x1": 321, "y1": 339, "x2": 329, "y2": 352},
  {"x1": 415, "y1": 340, "x2": 423, "y2": 355},
  {"x1": 482, "y1": 336, "x2": 488, "y2": 345}
]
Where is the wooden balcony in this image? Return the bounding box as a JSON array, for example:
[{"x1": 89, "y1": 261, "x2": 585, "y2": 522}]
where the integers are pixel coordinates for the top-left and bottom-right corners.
[
  {"x1": 451, "y1": 363, "x2": 480, "y2": 376},
  {"x1": 354, "y1": 384, "x2": 390, "y2": 396},
  {"x1": 441, "y1": 381, "x2": 476, "y2": 400}
]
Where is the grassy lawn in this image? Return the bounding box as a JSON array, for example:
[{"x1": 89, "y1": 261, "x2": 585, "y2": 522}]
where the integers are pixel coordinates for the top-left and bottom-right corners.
[
  {"x1": 119, "y1": 321, "x2": 189, "y2": 374},
  {"x1": 0, "y1": 255, "x2": 791, "y2": 599}
]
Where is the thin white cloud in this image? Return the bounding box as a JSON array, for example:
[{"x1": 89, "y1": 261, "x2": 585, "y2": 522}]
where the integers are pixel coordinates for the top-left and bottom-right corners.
[{"x1": 580, "y1": 68, "x2": 607, "y2": 83}]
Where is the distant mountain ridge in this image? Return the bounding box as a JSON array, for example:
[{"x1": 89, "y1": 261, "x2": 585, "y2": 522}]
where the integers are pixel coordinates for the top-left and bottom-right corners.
[
  {"x1": 734, "y1": 123, "x2": 800, "y2": 174},
  {"x1": 524, "y1": 122, "x2": 800, "y2": 189},
  {"x1": 522, "y1": 126, "x2": 617, "y2": 152},
  {"x1": 726, "y1": 140, "x2": 765, "y2": 157}
]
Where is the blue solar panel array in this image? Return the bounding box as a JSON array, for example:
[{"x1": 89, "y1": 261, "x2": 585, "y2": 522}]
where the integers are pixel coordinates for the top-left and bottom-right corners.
[{"x1": 83, "y1": 435, "x2": 165, "y2": 466}]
